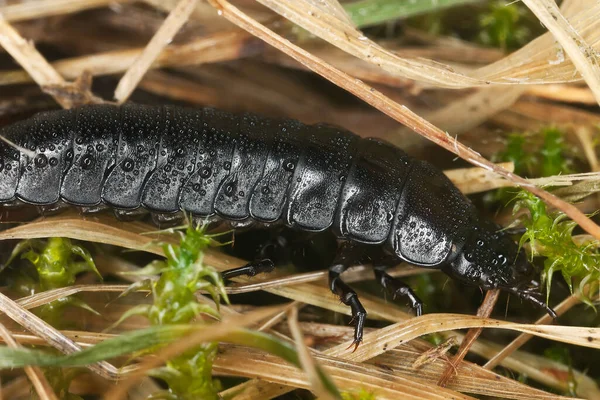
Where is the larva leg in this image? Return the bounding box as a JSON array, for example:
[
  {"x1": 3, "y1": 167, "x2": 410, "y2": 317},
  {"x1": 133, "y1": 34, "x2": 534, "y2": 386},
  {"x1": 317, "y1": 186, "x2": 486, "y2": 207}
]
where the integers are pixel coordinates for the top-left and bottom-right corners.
[
  {"x1": 150, "y1": 212, "x2": 184, "y2": 228},
  {"x1": 113, "y1": 208, "x2": 148, "y2": 221},
  {"x1": 221, "y1": 259, "x2": 274, "y2": 280},
  {"x1": 507, "y1": 286, "x2": 557, "y2": 319},
  {"x1": 37, "y1": 201, "x2": 70, "y2": 216},
  {"x1": 373, "y1": 256, "x2": 423, "y2": 317},
  {"x1": 329, "y1": 241, "x2": 368, "y2": 350}
]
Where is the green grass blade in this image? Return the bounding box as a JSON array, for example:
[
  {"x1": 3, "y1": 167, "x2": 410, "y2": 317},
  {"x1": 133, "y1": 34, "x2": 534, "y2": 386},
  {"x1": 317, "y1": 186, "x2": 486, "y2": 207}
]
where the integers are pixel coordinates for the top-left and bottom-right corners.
[
  {"x1": 0, "y1": 326, "x2": 341, "y2": 398},
  {"x1": 344, "y1": 0, "x2": 483, "y2": 28}
]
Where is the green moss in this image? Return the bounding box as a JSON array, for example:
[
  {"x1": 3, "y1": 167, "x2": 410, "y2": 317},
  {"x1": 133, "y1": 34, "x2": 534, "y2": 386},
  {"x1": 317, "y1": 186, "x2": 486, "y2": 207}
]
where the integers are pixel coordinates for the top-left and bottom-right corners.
[
  {"x1": 118, "y1": 223, "x2": 228, "y2": 400},
  {"x1": 342, "y1": 388, "x2": 377, "y2": 400},
  {"x1": 496, "y1": 127, "x2": 573, "y2": 178},
  {"x1": 514, "y1": 191, "x2": 600, "y2": 304},
  {"x1": 488, "y1": 127, "x2": 575, "y2": 209},
  {"x1": 478, "y1": 1, "x2": 532, "y2": 50},
  {"x1": 6, "y1": 237, "x2": 101, "y2": 325},
  {"x1": 4, "y1": 237, "x2": 100, "y2": 399}
]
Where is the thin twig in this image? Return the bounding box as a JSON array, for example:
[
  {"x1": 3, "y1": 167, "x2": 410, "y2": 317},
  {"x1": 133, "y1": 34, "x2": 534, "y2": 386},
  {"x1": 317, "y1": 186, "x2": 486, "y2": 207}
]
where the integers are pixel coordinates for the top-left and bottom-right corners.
[
  {"x1": 438, "y1": 289, "x2": 500, "y2": 387},
  {"x1": 0, "y1": 15, "x2": 70, "y2": 108},
  {"x1": 114, "y1": 0, "x2": 199, "y2": 103}
]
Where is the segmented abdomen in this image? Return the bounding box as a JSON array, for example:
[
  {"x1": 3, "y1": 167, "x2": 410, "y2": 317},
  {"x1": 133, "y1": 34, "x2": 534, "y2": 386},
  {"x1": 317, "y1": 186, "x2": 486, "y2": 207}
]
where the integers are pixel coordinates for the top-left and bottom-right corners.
[{"x1": 0, "y1": 104, "x2": 414, "y2": 244}]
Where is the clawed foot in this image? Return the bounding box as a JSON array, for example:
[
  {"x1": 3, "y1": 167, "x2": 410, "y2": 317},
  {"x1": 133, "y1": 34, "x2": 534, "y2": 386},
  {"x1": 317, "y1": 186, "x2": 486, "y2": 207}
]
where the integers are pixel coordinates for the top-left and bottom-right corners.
[
  {"x1": 509, "y1": 287, "x2": 557, "y2": 319},
  {"x1": 391, "y1": 286, "x2": 423, "y2": 317},
  {"x1": 376, "y1": 269, "x2": 423, "y2": 317},
  {"x1": 344, "y1": 292, "x2": 367, "y2": 351}
]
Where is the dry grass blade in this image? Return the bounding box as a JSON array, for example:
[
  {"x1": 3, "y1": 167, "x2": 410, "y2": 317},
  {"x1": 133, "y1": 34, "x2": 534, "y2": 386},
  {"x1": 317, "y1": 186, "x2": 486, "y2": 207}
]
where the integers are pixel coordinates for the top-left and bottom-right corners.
[
  {"x1": 527, "y1": 172, "x2": 600, "y2": 187},
  {"x1": 0, "y1": 0, "x2": 131, "y2": 22},
  {"x1": 521, "y1": 0, "x2": 600, "y2": 104},
  {"x1": 207, "y1": 0, "x2": 600, "y2": 241},
  {"x1": 215, "y1": 345, "x2": 477, "y2": 400},
  {"x1": 15, "y1": 285, "x2": 129, "y2": 310},
  {"x1": 575, "y1": 126, "x2": 600, "y2": 172},
  {"x1": 253, "y1": 0, "x2": 482, "y2": 87},
  {"x1": 332, "y1": 314, "x2": 600, "y2": 362},
  {"x1": 254, "y1": 0, "x2": 600, "y2": 89},
  {"x1": 287, "y1": 322, "x2": 575, "y2": 400},
  {"x1": 444, "y1": 162, "x2": 514, "y2": 194},
  {"x1": 0, "y1": 322, "x2": 58, "y2": 400},
  {"x1": 395, "y1": 87, "x2": 527, "y2": 140},
  {"x1": 287, "y1": 306, "x2": 337, "y2": 400},
  {"x1": 0, "y1": 213, "x2": 168, "y2": 255},
  {"x1": 0, "y1": 29, "x2": 260, "y2": 86},
  {"x1": 0, "y1": 16, "x2": 69, "y2": 108},
  {"x1": 114, "y1": 0, "x2": 199, "y2": 103}
]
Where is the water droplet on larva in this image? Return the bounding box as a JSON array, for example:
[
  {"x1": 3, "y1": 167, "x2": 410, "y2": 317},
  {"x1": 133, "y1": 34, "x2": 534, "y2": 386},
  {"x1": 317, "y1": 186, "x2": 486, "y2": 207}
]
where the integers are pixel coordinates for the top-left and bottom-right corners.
[
  {"x1": 81, "y1": 154, "x2": 94, "y2": 169},
  {"x1": 122, "y1": 158, "x2": 134, "y2": 172},
  {"x1": 96, "y1": 143, "x2": 105, "y2": 152},
  {"x1": 284, "y1": 159, "x2": 295, "y2": 172},
  {"x1": 65, "y1": 149, "x2": 74, "y2": 162},
  {"x1": 261, "y1": 186, "x2": 270, "y2": 194},
  {"x1": 193, "y1": 183, "x2": 201, "y2": 192},
  {"x1": 477, "y1": 240, "x2": 484, "y2": 247},
  {"x1": 200, "y1": 166, "x2": 212, "y2": 178},
  {"x1": 34, "y1": 154, "x2": 47, "y2": 168},
  {"x1": 223, "y1": 161, "x2": 231, "y2": 170},
  {"x1": 224, "y1": 182, "x2": 235, "y2": 197},
  {"x1": 49, "y1": 157, "x2": 58, "y2": 167}
]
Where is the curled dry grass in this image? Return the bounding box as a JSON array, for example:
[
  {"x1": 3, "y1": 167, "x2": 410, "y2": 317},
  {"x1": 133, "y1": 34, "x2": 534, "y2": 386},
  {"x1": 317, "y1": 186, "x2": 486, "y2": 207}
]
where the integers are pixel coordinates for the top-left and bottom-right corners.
[{"x1": 0, "y1": 0, "x2": 599, "y2": 399}]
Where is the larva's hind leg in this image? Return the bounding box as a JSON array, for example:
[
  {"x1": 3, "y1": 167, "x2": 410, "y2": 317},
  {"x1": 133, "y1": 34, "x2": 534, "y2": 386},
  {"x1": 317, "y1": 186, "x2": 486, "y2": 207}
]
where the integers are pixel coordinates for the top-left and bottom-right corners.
[
  {"x1": 113, "y1": 208, "x2": 148, "y2": 221},
  {"x1": 373, "y1": 255, "x2": 423, "y2": 317},
  {"x1": 150, "y1": 211, "x2": 184, "y2": 228},
  {"x1": 329, "y1": 241, "x2": 370, "y2": 350},
  {"x1": 37, "y1": 201, "x2": 70, "y2": 216}
]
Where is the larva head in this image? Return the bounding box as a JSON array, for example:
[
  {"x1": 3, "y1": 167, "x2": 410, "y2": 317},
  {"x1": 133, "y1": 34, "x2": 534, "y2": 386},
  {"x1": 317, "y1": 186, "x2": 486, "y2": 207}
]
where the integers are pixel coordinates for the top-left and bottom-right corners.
[
  {"x1": 445, "y1": 220, "x2": 533, "y2": 290},
  {"x1": 444, "y1": 219, "x2": 556, "y2": 318}
]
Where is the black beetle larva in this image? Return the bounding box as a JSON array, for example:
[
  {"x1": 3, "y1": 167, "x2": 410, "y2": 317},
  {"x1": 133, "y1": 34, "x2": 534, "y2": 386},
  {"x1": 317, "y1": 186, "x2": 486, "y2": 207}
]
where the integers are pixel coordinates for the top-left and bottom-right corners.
[{"x1": 0, "y1": 103, "x2": 556, "y2": 346}]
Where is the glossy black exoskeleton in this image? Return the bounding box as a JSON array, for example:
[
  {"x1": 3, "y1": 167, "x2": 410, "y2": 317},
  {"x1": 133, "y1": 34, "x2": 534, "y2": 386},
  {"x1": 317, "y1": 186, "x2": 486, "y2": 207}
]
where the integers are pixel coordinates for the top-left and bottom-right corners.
[{"x1": 0, "y1": 104, "x2": 556, "y2": 346}]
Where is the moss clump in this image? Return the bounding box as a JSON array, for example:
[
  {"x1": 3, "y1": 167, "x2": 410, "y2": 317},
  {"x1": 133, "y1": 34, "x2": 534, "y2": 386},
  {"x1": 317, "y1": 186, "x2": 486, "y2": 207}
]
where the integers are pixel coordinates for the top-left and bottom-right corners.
[
  {"x1": 514, "y1": 191, "x2": 600, "y2": 304},
  {"x1": 117, "y1": 223, "x2": 228, "y2": 400}
]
